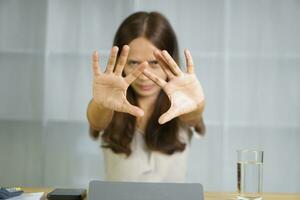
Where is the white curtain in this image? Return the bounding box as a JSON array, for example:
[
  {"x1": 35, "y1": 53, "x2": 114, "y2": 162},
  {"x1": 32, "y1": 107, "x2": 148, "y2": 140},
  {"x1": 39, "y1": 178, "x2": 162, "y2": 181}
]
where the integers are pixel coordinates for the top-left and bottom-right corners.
[{"x1": 0, "y1": 0, "x2": 299, "y2": 192}]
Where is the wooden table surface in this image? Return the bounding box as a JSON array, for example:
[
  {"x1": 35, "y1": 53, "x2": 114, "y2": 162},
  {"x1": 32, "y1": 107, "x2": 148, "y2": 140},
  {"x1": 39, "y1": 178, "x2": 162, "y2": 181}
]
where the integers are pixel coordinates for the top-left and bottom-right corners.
[{"x1": 22, "y1": 187, "x2": 300, "y2": 200}]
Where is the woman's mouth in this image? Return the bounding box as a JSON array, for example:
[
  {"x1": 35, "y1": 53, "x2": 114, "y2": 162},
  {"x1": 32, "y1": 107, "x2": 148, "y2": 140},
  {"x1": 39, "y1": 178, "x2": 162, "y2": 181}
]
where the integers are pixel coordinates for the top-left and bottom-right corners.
[{"x1": 138, "y1": 84, "x2": 155, "y2": 91}]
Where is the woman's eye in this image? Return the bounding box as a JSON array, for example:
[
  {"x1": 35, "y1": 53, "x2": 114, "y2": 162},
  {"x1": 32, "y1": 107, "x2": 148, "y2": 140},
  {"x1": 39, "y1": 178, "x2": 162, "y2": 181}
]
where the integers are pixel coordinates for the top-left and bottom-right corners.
[
  {"x1": 149, "y1": 61, "x2": 159, "y2": 68},
  {"x1": 128, "y1": 61, "x2": 139, "y2": 66}
]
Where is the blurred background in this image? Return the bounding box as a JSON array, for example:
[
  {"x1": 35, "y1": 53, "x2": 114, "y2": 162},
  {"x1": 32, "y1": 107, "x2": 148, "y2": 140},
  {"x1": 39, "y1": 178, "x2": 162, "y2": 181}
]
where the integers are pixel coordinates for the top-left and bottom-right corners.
[{"x1": 0, "y1": 0, "x2": 299, "y2": 192}]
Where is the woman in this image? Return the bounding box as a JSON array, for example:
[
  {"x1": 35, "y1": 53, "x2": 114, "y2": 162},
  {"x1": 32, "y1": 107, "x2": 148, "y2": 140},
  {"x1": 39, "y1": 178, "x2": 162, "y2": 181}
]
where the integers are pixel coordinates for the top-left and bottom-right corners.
[{"x1": 87, "y1": 11, "x2": 205, "y2": 182}]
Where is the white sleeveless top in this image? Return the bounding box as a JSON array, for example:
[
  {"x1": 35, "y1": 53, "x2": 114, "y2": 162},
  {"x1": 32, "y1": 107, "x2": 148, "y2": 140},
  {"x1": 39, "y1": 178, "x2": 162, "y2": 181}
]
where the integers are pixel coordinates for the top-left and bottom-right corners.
[{"x1": 100, "y1": 124, "x2": 191, "y2": 183}]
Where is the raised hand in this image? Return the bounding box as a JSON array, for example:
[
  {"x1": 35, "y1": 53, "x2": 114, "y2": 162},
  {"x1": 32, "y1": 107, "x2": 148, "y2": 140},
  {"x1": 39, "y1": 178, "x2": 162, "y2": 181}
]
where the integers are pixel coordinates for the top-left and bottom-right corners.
[
  {"x1": 92, "y1": 45, "x2": 146, "y2": 117},
  {"x1": 143, "y1": 49, "x2": 205, "y2": 124}
]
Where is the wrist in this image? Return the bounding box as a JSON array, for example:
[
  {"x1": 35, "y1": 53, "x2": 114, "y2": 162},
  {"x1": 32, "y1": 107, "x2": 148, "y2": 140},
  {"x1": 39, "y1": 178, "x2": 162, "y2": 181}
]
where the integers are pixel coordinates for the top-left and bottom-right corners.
[
  {"x1": 196, "y1": 99, "x2": 205, "y2": 113},
  {"x1": 92, "y1": 98, "x2": 105, "y2": 110}
]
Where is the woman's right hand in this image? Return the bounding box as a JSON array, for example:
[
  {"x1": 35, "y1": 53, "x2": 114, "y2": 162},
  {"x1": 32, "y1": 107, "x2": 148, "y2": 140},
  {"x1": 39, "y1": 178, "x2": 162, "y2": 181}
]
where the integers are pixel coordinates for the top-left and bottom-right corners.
[{"x1": 92, "y1": 45, "x2": 146, "y2": 117}]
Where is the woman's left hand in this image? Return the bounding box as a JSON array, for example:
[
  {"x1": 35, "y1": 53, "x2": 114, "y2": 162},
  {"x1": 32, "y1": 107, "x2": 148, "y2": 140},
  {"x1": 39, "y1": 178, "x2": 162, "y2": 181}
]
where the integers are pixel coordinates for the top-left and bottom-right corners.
[{"x1": 143, "y1": 49, "x2": 205, "y2": 124}]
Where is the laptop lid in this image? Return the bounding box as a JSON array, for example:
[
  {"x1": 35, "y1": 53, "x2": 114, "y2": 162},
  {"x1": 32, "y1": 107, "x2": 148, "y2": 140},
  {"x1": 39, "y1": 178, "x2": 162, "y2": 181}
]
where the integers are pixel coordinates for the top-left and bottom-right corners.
[{"x1": 88, "y1": 180, "x2": 204, "y2": 200}]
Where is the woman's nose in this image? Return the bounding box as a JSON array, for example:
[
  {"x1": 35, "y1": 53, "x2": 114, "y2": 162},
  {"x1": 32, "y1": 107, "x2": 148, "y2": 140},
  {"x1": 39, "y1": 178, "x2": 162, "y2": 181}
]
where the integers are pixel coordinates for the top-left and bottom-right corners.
[{"x1": 138, "y1": 73, "x2": 149, "y2": 81}]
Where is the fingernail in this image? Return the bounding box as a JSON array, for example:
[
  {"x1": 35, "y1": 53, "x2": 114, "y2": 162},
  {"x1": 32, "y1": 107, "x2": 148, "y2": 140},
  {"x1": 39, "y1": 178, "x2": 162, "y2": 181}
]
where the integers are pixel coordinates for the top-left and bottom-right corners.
[
  {"x1": 112, "y1": 46, "x2": 119, "y2": 51},
  {"x1": 158, "y1": 118, "x2": 164, "y2": 124}
]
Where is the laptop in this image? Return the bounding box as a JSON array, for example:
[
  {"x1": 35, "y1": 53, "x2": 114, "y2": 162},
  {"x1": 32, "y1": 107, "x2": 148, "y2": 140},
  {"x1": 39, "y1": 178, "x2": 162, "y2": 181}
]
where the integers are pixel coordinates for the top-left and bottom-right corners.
[{"x1": 88, "y1": 180, "x2": 204, "y2": 200}]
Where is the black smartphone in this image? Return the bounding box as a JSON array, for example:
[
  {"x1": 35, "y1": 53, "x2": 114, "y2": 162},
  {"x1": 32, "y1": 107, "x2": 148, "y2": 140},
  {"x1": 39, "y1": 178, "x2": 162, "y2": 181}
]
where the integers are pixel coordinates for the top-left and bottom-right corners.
[{"x1": 47, "y1": 189, "x2": 86, "y2": 200}]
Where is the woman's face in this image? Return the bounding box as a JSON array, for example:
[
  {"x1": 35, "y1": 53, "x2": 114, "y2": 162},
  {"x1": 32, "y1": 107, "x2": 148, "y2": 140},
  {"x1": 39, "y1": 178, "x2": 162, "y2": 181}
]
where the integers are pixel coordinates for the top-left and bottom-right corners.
[{"x1": 124, "y1": 37, "x2": 167, "y2": 98}]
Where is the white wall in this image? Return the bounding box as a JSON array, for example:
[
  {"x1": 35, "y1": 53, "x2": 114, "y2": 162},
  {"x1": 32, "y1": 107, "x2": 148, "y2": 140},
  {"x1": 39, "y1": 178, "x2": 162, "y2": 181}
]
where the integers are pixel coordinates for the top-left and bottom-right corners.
[{"x1": 0, "y1": 0, "x2": 299, "y2": 192}]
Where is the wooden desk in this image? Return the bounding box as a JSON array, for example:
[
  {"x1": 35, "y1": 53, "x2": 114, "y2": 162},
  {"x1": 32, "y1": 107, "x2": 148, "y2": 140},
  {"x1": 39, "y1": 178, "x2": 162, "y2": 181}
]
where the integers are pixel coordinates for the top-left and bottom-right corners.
[{"x1": 23, "y1": 188, "x2": 300, "y2": 200}]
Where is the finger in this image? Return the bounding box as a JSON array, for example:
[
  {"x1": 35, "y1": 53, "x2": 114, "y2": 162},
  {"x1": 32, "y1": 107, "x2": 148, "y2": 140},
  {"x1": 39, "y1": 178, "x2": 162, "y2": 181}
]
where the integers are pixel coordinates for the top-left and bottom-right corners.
[
  {"x1": 92, "y1": 50, "x2": 101, "y2": 76},
  {"x1": 161, "y1": 50, "x2": 182, "y2": 76},
  {"x1": 123, "y1": 101, "x2": 144, "y2": 117},
  {"x1": 158, "y1": 106, "x2": 180, "y2": 124},
  {"x1": 143, "y1": 68, "x2": 167, "y2": 88},
  {"x1": 153, "y1": 50, "x2": 175, "y2": 79},
  {"x1": 114, "y1": 45, "x2": 130, "y2": 76},
  {"x1": 184, "y1": 49, "x2": 194, "y2": 74},
  {"x1": 124, "y1": 61, "x2": 148, "y2": 85},
  {"x1": 105, "y1": 46, "x2": 119, "y2": 74}
]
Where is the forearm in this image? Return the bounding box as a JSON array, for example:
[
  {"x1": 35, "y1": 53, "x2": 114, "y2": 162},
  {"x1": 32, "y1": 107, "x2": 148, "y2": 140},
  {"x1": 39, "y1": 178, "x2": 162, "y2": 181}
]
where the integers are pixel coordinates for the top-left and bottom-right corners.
[{"x1": 86, "y1": 99, "x2": 113, "y2": 132}]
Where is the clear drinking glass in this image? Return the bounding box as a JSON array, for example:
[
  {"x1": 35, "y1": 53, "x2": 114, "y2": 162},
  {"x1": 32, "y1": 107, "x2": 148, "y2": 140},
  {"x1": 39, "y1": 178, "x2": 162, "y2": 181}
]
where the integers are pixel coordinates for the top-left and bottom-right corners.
[{"x1": 237, "y1": 150, "x2": 264, "y2": 200}]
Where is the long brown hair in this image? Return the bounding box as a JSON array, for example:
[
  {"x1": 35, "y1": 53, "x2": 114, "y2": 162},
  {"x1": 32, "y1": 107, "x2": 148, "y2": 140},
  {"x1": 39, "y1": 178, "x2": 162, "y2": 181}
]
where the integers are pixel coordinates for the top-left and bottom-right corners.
[{"x1": 97, "y1": 12, "x2": 202, "y2": 157}]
